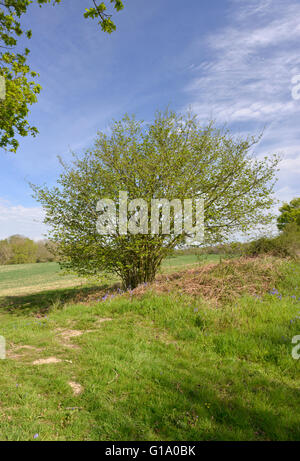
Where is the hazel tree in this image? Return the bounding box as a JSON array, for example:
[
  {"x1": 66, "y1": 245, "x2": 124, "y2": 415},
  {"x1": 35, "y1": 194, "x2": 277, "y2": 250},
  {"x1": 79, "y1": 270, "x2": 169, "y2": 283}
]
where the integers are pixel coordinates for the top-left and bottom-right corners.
[{"x1": 32, "y1": 110, "x2": 280, "y2": 289}]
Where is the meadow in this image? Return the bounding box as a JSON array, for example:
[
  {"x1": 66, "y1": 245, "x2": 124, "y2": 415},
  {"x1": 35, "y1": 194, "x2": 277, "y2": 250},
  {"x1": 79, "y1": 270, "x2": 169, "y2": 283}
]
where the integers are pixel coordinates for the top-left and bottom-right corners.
[
  {"x1": 0, "y1": 254, "x2": 216, "y2": 296},
  {"x1": 0, "y1": 254, "x2": 299, "y2": 441}
]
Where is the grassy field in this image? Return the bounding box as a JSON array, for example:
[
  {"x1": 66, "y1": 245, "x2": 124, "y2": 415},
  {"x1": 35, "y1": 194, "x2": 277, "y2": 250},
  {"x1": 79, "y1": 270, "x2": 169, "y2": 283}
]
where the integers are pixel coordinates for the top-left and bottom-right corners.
[
  {"x1": 0, "y1": 262, "x2": 90, "y2": 297},
  {"x1": 0, "y1": 255, "x2": 299, "y2": 441},
  {"x1": 0, "y1": 254, "x2": 220, "y2": 296},
  {"x1": 0, "y1": 255, "x2": 222, "y2": 314}
]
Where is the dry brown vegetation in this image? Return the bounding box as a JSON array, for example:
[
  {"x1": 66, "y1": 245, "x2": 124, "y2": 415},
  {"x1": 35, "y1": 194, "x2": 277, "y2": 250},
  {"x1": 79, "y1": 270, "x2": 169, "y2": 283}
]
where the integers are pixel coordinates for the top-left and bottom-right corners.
[
  {"x1": 131, "y1": 256, "x2": 284, "y2": 305},
  {"x1": 34, "y1": 256, "x2": 284, "y2": 309}
]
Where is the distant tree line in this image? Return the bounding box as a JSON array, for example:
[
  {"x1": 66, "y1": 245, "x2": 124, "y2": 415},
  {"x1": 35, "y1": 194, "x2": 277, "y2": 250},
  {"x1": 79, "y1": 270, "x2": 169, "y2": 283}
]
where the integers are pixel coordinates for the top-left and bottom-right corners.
[
  {"x1": 174, "y1": 198, "x2": 300, "y2": 260},
  {"x1": 176, "y1": 214, "x2": 300, "y2": 260},
  {"x1": 0, "y1": 235, "x2": 57, "y2": 265}
]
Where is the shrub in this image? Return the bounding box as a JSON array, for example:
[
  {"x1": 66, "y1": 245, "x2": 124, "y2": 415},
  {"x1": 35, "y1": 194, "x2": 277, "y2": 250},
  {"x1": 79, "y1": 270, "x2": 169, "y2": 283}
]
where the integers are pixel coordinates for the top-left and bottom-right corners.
[{"x1": 245, "y1": 224, "x2": 300, "y2": 258}]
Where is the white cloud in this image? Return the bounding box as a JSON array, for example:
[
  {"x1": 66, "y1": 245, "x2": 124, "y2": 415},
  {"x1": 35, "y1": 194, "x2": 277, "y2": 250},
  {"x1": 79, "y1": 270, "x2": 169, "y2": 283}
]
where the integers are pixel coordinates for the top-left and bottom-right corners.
[
  {"x1": 280, "y1": 156, "x2": 300, "y2": 174},
  {"x1": 232, "y1": 0, "x2": 274, "y2": 20},
  {"x1": 275, "y1": 186, "x2": 298, "y2": 204},
  {"x1": 0, "y1": 199, "x2": 47, "y2": 240}
]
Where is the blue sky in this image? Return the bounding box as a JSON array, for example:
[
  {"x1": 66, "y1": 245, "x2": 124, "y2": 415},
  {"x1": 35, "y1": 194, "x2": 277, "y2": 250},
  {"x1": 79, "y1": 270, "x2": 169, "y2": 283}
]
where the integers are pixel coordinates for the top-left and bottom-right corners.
[{"x1": 0, "y1": 0, "x2": 299, "y2": 239}]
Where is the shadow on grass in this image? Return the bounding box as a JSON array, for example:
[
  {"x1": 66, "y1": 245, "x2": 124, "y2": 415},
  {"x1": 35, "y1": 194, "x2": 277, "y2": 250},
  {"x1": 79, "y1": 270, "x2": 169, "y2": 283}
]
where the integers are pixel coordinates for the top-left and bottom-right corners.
[
  {"x1": 0, "y1": 283, "x2": 118, "y2": 316},
  {"x1": 81, "y1": 351, "x2": 300, "y2": 441}
]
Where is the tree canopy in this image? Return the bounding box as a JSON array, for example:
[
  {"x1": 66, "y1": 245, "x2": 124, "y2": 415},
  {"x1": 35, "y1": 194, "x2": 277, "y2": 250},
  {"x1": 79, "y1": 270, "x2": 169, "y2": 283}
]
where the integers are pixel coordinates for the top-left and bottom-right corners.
[
  {"x1": 0, "y1": 234, "x2": 56, "y2": 264},
  {"x1": 32, "y1": 110, "x2": 280, "y2": 289},
  {"x1": 277, "y1": 197, "x2": 300, "y2": 231},
  {"x1": 0, "y1": 0, "x2": 124, "y2": 152}
]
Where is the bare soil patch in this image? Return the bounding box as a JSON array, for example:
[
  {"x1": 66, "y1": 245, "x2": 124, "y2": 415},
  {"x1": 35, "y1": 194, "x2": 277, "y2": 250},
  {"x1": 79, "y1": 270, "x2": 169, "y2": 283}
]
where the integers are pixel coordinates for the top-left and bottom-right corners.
[
  {"x1": 95, "y1": 318, "x2": 113, "y2": 325},
  {"x1": 55, "y1": 329, "x2": 83, "y2": 350},
  {"x1": 68, "y1": 381, "x2": 83, "y2": 396},
  {"x1": 6, "y1": 343, "x2": 42, "y2": 360},
  {"x1": 33, "y1": 357, "x2": 62, "y2": 365}
]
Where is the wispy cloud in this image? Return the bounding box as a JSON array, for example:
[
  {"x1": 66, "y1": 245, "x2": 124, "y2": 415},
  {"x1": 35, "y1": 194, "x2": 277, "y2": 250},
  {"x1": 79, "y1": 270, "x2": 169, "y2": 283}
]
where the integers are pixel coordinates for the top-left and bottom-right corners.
[
  {"x1": 185, "y1": 0, "x2": 300, "y2": 202},
  {"x1": 186, "y1": 0, "x2": 300, "y2": 121}
]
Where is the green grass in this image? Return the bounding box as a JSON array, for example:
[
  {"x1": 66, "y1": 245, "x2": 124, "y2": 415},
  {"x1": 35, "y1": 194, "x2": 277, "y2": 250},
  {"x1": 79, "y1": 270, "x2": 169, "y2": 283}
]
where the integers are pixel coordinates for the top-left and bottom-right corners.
[
  {"x1": 0, "y1": 254, "x2": 227, "y2": 298},
  {"x1": 0, "y1": 255, "x2": 215, "y2": 315},
  {"x1": 0, "y1": 257, "x2": 299, "y2": 440},
  {"x1": 162, "y1": 253, "x2": 227, "y2": 272},
  {"x1": 0, "y1": 254, "x2": 206, "y2": 297},
  {"x1": 0, "y1": 254, "x2": 232, "y2": 317},
  {"x1": 0, "y1": 262, "x2": 90, "y2": 297}
]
